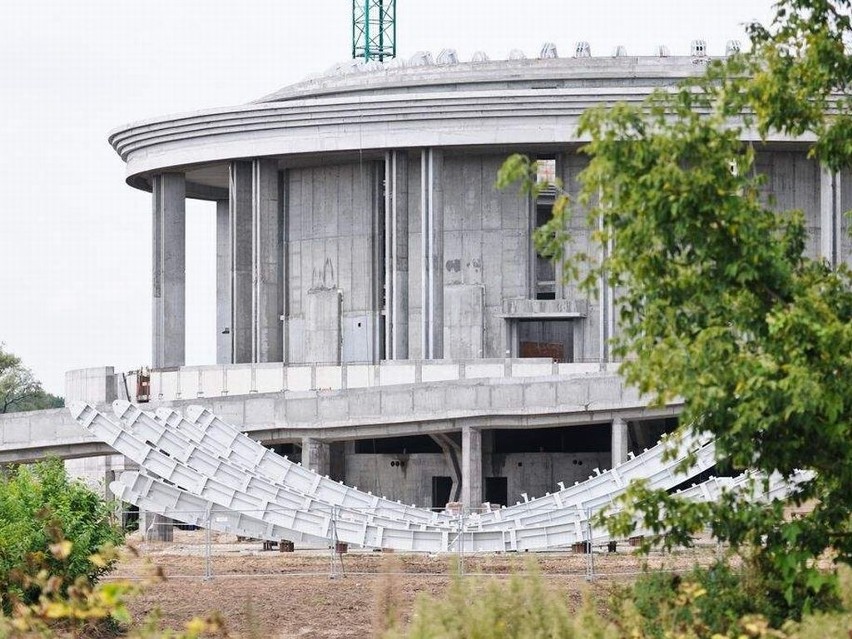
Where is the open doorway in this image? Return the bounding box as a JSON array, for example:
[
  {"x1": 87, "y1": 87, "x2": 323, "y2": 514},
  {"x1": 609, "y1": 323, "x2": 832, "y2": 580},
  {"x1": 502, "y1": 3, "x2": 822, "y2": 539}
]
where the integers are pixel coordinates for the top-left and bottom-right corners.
[
  {"x1": 431, "y1": 476, "x2": 452, "y2": 509},
  {"x1": 485, "y1": 477, "x2": 508, "y2": 507}
]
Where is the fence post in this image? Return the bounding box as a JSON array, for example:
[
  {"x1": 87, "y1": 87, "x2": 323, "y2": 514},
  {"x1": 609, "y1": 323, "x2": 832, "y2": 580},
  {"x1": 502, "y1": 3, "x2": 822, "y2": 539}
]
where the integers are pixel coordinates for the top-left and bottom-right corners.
[
  {"x1": 204, "y1": 509, "x2": 213, "y2": 581},
  {"x1": 458, "y1": 508, "x2": 465, "y2": 576},
  {"x1": 585, "y1": 508, "x2": 595, "y2": 582},
  {"x1": 329, "y1": 506, "x2": 344, "y2": 579}
]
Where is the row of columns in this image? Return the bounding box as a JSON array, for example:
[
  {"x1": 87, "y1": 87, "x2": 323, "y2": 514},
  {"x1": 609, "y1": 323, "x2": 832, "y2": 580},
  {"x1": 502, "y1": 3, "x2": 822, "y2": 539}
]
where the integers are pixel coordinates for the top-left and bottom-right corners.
[
  {"x1": 152, "y1": 149, "x2": 448, "y2": 369},
  {"x1": 303, "y1": 418, "x2": 630, "y2": 511}
]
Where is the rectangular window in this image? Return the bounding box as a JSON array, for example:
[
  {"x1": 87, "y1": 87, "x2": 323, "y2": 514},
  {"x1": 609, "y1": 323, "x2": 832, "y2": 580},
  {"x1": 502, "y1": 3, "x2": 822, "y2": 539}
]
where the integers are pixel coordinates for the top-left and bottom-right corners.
[
  {"x1": 532, "y1": 157, "x2": 557, "y2": 300},
  {"x1": 518, "y1": 319, "x2": 573, "y2": 363}
]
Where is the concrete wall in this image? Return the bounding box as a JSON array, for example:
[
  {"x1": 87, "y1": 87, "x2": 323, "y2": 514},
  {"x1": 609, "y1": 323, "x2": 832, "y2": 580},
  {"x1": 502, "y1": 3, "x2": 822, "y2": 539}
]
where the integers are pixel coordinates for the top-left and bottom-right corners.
[
  {"x1": 285, "y1": 162, "x2": 381, "y2": 364},
  {"x1": 488, "y1": 451, "x2": 613, "y2": 506},
  {"x1": 345, "y1": 450, "x2": 612, "y2": 508},
  {"x1": 65, "y1": 367, "x2": 121, "y2": 404},
  {"x1": 440, "y1": 153, "x2": 530, "y2": 359},
  {"x1": 756, "y1": 150, "x2": 822, "y2": 259}
]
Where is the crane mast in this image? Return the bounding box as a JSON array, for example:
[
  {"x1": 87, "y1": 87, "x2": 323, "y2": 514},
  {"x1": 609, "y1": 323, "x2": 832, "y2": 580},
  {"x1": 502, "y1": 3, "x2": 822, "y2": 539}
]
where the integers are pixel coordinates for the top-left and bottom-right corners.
[{"x1": 352, "y1": 0, "x2": 396, "y2": 62}]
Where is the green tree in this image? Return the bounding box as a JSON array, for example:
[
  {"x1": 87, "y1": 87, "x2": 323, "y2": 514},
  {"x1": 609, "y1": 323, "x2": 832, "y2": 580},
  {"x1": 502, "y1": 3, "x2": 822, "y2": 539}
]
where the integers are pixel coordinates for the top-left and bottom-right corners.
[
  {"x1": 0, "y1": 345, "x2": 63, "y2": 414},
  {"x1": 499, "y1": 0, "x2": 851, "y2": 612}
]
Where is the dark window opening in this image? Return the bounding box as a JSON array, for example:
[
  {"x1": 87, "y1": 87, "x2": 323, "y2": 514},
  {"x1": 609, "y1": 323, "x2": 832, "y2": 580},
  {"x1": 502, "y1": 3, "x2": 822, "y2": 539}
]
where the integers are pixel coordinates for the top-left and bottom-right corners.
[
  {"x1": 271, "y1": 443, "x2": 298, "y2": 458},
  {"x1": 494, "y1": 425, "x2": 609, "y2": 454},
  {"x1": 628, "y1": 417, "x2": 680, "y2": 455},
  {"x1": 355, "y1": 435, "x2": 443, "y2": 454},
  {"x1": 534, "y1": 203, "x2": 556, "y2": 300},
  {"x1": 432, "y1": 476, "x2": 453, "y2": 509},
  {"x1": 518, "y1": 319, "x2": 573, "y2": 363},
  {"x1": 533, "y1": 157, "x2": 557, "y2": 300},
  {"x1": 485, "y1": 477, "x2": 508, "y2": 507}
]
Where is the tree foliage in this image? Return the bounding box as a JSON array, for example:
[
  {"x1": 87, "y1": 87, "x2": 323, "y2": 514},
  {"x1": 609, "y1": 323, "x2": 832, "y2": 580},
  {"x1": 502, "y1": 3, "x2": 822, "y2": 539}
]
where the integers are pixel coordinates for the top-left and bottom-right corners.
[
  {"x1": 498, "y1": 0, "x2": 851, "y2": 610},
  {"x1": 0, "y1": 345, "x2": 63, "y2": 414},
  {"x1": 0, "y1": 459, "x2": 124, "y2": 615}
]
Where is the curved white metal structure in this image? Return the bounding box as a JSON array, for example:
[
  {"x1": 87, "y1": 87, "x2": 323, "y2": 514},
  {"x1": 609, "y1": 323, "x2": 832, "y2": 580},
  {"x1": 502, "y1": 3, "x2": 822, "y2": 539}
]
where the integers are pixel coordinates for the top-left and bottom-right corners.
[{"x1": 68, "y1": 401, "x2": 807, "y2": 552}]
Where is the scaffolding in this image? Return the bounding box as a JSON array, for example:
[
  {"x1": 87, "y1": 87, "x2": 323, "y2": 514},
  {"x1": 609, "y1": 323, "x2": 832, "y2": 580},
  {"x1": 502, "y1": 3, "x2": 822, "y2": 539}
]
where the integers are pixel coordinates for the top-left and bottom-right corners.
[{"x1": 352, "y1": 0, "x2": 396, "y2": 62}]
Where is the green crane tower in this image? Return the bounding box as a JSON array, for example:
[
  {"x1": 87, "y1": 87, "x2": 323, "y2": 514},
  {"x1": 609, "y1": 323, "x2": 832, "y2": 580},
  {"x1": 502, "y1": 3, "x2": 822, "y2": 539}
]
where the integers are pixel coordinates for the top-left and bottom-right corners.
[{"x1": 352, "y1": 0, "x2": 396, "y2": 62}]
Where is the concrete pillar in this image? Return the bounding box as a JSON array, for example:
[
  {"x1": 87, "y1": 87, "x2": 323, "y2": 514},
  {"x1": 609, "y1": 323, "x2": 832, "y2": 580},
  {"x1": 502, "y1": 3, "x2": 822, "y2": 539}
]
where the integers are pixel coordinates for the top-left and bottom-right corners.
[
  {"x1": 598, "y1": 215, "x2": 614, "y2": 368},
  {"x1": 152, "y1": 173, "x2": 186, "y2": 368},
  {"x1": 216, "y1": 200, "x2": 232, "y2": 364},
  {"x1": 820, "y1": 166, "x2": 842, "y2": 268},
  {"x1": 421, "y1": 148, "x2": 444, "y2": 359},
  {"x1": 461, "y1": 426, "x2": 482, "y2": 511},
  {"x1": 251, "y1": 159, "x2": 283, "y2": 363},
  {"x1": 140, "y1": 511, "x2": 174, "y2": 543},
  {"x1": 231, "y1": 159, "x2": 284, "y2": 364},
  {"x1": 302, "y1": 437, "x2": 331, "y2": 476},
  {"x1": 280, "y1": 169, "x2": 290, "y2": 363},
  {"x1": 230, "y1": 161, "x2": 253, "y2": 363},
  {"x1": 385, "y1": 151, "x2": 410, "y2": 359},
  {"x1": 611, "y1": 416, "x2": 629, "y2": 467}
]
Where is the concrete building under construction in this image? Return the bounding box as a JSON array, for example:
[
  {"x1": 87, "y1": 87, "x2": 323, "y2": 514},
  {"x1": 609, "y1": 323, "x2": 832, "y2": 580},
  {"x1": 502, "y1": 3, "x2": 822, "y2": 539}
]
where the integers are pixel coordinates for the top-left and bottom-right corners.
[{"x1": 2, "y1": 43, "x2": 849, "y2": 518}]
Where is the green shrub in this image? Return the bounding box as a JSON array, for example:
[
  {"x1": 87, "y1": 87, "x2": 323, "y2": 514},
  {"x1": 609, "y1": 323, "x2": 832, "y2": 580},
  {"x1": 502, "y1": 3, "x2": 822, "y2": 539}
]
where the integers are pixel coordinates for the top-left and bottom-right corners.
[
  {"x1": 383, "y1": 564, "x2": 618, "y2": 639},
  {"x1": 630, "y1": 558, "x2": 842, "y2": 637},
  {"x1": 0, "y1": 459, "x2": 124, "y2": 613}
]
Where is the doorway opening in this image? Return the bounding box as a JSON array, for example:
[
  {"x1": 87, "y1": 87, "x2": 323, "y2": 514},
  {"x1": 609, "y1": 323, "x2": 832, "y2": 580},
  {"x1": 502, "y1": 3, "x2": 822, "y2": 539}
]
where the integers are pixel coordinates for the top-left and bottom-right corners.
[
  {"x1": 431, "y1": 476, "x2": 453, "y2": 510},
  {"x1": 485, "y1": 477, "x2": 508, "y2": 507}
]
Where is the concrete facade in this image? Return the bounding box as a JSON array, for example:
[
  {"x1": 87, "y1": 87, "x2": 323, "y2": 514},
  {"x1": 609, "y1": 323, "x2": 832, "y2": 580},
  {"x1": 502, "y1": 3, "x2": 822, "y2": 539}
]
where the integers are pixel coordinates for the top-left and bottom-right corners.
[{"x1": 17, "y1": 53, "x2": 839, "y2": 516}]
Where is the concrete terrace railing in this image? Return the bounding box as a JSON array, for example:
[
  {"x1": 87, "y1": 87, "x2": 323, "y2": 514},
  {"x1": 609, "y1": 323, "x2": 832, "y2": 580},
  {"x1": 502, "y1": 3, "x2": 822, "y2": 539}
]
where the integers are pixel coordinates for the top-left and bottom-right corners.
[{"x1": 138, "y1": 359, "x2": 615, "y2": 403}]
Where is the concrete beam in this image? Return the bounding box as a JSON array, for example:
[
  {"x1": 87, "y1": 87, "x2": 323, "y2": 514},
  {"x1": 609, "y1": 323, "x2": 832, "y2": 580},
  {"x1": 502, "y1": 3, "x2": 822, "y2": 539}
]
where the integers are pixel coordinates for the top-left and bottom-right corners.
[
  {"x1": 152, "y1": 173, "x2": 186, "y2": 368},
  {"x1": 461, "y1": 426, "x2": 482, "y2": 511},
  {"x1": 611, "y1": 416, "x2": 628, "y2": 467},
  {"x1": 216, "y1": 200, "x2": 232, "y2": 364},
  {"x1": 230, "y1": 161, "x2": 253, "y2": 363}
]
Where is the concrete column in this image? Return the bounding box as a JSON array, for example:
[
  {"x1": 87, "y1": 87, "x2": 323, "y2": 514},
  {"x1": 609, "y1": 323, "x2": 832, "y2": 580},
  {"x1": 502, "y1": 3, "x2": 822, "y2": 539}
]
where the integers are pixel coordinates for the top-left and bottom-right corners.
[
  {"x1": 385, "y1": 151, "x2": 410, "y2": 359},
  {"x1": 461, "y1": 426, "x2": 482, "y2": 511},
  {"x1": 371, "y1": 162, "x2": 384, "y2": 364},
  {"x1": 280, "y1": 169, "x2": 290, "y2": 363},
  {"x1": 421, "y1": 148, "x2": 444, "y2": 359},
  {"x1": 820, "y1": 166, "x2": 842, "y2": 267},
  {"x1": 252, "y1": 159, "x2": 283, "y2": 363},
  {"x1": 152, "y1": 173, "x2": 186, "y2": 369},
  {"x1": 611, "y1": 416, "x2": 629, "y2": 467},
  {"x1": 216, "y1": 200, "x2": 232, "y2": 364},
  {"x1": 230, "y1": 161, "x2": 253, "y2": 363},
  {"x1": 598, "y1": 214, "x2": 614, "y2": 368},
  {"x1": 302, "y1": 437, "x2": 331, "y2": 476},
  {"x1": 140, "y1": 511, "x2": 174, "y2": 542}
]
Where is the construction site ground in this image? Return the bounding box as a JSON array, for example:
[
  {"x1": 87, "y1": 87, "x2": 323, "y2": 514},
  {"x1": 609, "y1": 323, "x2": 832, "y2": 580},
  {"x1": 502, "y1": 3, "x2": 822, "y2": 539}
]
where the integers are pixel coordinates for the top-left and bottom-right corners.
[{"x1": 111, "y1": 530, "x2": 722, "y2": 639}]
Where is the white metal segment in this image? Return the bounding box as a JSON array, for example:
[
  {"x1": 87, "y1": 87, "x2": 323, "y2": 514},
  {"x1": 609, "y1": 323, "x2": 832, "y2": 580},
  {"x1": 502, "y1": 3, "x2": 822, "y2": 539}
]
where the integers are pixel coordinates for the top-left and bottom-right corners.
[
  {"x1": 69, "y1": 402, "x2": 807, "y2": 552},
  {"x1": 111, "y1": 471, "x2": 330, "y2": 546},
  {"x1": 179, "y1": 405, "x2": 452, "y2": 526}
]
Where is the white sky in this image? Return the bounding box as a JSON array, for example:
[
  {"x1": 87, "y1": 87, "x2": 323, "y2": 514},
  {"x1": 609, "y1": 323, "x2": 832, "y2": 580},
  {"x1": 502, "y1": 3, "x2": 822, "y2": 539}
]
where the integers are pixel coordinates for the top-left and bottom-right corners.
[{"x1": 0, "y1": 0, "x2": 775, "y2": 395}]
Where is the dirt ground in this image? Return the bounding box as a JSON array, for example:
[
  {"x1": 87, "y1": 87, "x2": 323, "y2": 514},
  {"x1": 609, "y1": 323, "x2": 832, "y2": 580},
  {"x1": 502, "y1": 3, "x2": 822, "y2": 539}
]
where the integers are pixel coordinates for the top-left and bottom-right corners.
[{"x1": 111, "y1": 531, "x2": 720, "y2": 639}]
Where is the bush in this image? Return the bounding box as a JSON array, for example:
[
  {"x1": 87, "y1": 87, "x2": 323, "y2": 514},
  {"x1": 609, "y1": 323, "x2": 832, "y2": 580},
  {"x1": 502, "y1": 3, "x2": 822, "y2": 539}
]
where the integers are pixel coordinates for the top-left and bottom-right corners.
[
  {"x1": 0, "y1": 459, "x2": 124, "y2": 613},
  {"x1": 383, "y1": 563, "x2": 618, "y2": 639},
  {"x1": 630, "y1": 558, "x2": 842, "y2": 637}
]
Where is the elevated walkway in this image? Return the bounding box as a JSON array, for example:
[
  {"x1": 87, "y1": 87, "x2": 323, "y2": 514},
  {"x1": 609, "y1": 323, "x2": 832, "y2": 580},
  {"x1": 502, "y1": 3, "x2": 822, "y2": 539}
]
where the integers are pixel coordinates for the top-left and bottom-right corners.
[{"x1": 0, "y1": 361, "x2": 682, "y2": 464}]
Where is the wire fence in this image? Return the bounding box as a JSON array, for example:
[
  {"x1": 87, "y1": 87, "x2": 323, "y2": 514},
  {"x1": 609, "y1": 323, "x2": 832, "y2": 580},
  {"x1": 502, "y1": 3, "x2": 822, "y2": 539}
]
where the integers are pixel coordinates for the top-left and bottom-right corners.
[{"x1": 109, "y1": 507, "x2": 725, "y2": 583}]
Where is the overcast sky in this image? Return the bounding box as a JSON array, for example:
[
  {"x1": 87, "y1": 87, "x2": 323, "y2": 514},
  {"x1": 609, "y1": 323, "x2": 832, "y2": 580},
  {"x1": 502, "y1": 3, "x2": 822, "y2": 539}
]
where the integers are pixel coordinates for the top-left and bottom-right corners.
[{"x1": 0, "y1": 0, "x2": 776, "y2": 394}]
